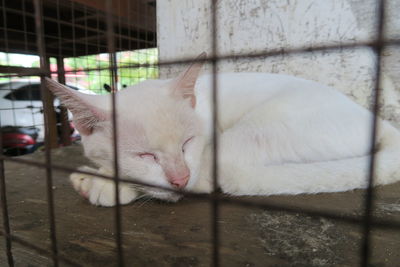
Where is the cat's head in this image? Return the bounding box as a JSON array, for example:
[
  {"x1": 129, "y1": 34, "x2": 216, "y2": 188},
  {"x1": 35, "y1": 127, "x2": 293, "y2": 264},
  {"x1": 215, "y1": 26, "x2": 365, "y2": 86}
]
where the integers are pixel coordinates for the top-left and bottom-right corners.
[{"x1": 46, "y1": 53, "x2": 207, "y2": 201}]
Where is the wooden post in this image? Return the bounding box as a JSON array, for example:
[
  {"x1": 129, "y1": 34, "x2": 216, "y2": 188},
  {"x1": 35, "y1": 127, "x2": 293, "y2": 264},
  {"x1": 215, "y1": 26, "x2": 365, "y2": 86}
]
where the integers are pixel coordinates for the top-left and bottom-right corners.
[
  {"x1": 56, "y1": 57, "x2": 72, "y2": 146},
  {"x1": 42, "y1": 57, "x2": 59, "y2": 148}
]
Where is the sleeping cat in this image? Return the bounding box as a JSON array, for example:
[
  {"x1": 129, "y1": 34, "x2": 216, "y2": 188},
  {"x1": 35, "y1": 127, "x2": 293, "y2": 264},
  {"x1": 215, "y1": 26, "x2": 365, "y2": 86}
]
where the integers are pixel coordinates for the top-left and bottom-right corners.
[{"x1": 45, "y1": 52, "x2": 400, "y2": 207}]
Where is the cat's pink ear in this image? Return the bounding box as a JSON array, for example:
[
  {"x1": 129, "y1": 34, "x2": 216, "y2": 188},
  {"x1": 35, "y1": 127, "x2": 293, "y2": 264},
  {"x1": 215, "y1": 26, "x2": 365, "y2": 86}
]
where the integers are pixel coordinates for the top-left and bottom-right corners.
[
  {"x1": 171, "y1": 52, "x2": 207, "y2": 108},
  {"x1": 45, "y1": 78, "x2": 108, "y2": 135}
]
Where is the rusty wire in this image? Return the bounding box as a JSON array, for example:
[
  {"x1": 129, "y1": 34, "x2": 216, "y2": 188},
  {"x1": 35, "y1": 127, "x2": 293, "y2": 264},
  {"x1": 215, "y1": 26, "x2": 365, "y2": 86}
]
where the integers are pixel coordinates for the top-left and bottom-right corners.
[
  {"x1": 0, "y1": 0, "x2": 398, "y2": 266},
  {"x1": 360, "y1": 0, "x2": 386, "y2": 266},
  {"x1": 33, "y1": 0, "x2": 59, "y2": 266},
  {"x1": 105, "y1": 0, "x2": 124, "y2": 265},
  {"x1": 1, "y1": 39, "x2": 400, "y2": 79}
]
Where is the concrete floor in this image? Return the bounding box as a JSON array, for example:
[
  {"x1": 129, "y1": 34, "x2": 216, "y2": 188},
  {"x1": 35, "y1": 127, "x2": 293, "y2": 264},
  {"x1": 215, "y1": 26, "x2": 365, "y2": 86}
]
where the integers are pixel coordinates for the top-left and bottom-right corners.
[{"x1": 0, "y1": 145, "x2": 399, "y2": 266}]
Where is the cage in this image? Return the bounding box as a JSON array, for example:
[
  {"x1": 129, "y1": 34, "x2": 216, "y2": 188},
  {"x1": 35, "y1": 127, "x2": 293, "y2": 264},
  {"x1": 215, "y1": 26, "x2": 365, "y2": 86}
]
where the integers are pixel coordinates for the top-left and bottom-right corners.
[{"x1": 1, "y1": 0, "x2": 400, "y2": 266}]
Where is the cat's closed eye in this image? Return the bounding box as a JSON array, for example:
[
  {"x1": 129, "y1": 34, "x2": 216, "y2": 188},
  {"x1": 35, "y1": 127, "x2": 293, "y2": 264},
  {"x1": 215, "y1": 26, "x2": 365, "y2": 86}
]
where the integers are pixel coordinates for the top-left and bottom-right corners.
[
  {"x1": 182, "y1": 136, "x2": 194, "y2": 153},
  {"x1": 138, "y1": 153, "x2": 158, "y2": 161}
]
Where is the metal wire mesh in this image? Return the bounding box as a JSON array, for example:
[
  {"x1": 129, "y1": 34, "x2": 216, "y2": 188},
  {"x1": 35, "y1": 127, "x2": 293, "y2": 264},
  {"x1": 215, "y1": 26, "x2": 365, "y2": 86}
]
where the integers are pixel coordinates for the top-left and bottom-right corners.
[{"x1": 0, "y1": 0, "x2": 399, "y2": 266}]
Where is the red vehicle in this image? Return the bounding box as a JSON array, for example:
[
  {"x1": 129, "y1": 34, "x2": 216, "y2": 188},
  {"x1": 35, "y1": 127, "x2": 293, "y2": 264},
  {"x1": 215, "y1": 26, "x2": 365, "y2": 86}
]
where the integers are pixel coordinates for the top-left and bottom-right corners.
[
  {"x1": 2, "y1": 106, "x2": 79, "y2": 156},
  {"x1": 1, "y1": 126, "x2": 41, "y2": 156}
]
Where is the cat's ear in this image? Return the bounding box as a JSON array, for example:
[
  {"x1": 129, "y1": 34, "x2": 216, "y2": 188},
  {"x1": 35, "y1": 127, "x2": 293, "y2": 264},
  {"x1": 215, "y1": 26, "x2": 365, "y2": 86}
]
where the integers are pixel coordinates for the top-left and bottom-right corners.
[
  {"x1": 44, "y1": 78, "x2": 108, "y2": 135},
  {"x1": 171, "y1": 52, "x2": 207, "y2": 108}
]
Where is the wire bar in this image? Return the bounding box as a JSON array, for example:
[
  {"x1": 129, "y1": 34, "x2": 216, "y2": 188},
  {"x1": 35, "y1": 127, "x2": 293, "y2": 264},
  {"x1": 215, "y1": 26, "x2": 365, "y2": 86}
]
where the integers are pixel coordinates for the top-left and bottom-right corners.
[
  {"x1": 105, "y1": 0, "x2": 124, "y2": 265},
  {"x1": 210, "y1": 0, "x2": 220, "y2": 266},
  {"x1": 1, "y1": 153, "x2": 400, "y2": 231},
  {"x1": 1, "y1": 6, "x2": 155, "y2": 45},
  {"x1": 0, "y1": 154, "x2": 13, "y2": 267},
  {"x1": 0, "y1": 124, "x2": 14, "y2": 267},
  {"x1": 360, "y1": 0, "x2": 386, "y2": 266},
  {"x1": 0, "y1": 230, "x2": 81, "y2": 267},
  {"x1": 0, "y1": 1, "x2": 15, "y2": 264},
  {"x1": 0, "y1": 0, "x2": 398, "y2": 265},
  {"x1": 33, "y1": 0, "x2": 59, "y2": 266},
  {"x1": 1, "y1": 38, "x2": 399, "y2": 80}
]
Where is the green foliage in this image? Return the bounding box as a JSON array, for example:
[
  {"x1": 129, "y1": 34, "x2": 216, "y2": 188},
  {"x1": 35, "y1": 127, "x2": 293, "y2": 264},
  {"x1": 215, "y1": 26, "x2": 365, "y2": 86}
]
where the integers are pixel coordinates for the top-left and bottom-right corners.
[
  {"x1": 0, "y1": 49, "x2": 158, "y2": 90},
  {"x1": 64, "y1": 48, "x2": 158, "y2": 94},
  {"x1": 0, "y1": 52, "x2": 40, "y2": 83}
]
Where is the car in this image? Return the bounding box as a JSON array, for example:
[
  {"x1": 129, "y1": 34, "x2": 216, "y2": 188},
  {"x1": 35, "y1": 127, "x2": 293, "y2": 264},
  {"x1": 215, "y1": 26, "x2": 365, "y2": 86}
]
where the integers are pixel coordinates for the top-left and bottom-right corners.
[{"x1": 0, "y1": 79, "x2": 93, "y2": 140}]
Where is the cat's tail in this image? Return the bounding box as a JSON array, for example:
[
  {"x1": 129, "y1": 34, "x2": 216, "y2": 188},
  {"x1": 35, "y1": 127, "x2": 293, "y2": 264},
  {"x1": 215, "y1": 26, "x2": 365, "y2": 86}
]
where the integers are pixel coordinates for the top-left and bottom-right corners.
[{"x1": 220, "y1": 122, "x2": 400, "y2": 195}]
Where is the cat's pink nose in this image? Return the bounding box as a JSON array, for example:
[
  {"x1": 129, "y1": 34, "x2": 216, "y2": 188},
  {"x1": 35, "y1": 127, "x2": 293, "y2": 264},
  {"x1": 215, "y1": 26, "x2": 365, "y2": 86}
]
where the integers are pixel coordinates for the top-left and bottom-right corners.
[{"x1": 169, "y1": 175, "x2": 189, "y2": 189}]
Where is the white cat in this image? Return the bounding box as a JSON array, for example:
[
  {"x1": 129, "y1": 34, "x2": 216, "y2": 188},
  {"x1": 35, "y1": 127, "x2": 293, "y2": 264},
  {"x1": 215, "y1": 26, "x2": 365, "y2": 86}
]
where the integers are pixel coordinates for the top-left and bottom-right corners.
[{"x1": 46, "y1": 53, "x2": 400, "y2": 207}]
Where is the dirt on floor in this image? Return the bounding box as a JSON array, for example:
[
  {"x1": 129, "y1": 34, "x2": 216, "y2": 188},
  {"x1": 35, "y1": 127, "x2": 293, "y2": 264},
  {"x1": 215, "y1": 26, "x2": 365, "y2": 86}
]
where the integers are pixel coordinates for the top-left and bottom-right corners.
[{"x1": 0, "y1": 145, "x2": 399, "y2": 267}]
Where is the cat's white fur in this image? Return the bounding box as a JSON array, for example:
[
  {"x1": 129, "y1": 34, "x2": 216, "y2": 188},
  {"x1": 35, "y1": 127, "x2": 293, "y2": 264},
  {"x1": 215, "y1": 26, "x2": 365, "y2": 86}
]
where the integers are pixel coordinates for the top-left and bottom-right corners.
[{"x1": 45, "y1": 54, "x2": 400, "y2": 207}]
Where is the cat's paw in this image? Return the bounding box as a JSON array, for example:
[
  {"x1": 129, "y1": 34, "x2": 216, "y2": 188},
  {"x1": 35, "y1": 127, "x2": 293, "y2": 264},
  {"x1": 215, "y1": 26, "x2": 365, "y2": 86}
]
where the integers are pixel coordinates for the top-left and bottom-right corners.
[{"x1": 70, "y1": 167, "x2": 139, "y2": 207}]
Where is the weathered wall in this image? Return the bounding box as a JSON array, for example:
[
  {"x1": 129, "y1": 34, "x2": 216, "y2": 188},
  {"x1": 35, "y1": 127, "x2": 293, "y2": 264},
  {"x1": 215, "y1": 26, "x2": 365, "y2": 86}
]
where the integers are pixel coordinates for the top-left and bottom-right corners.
[{"x1": 157, "y1": 0, "x2": 400, "y2": 127}]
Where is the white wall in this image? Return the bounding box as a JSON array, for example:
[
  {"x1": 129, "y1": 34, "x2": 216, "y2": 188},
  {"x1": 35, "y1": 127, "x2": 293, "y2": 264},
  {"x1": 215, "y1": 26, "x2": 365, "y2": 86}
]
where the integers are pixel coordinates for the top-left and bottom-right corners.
[{"x1": 157, "y1": 0, "x2": 400, "y2": 127}]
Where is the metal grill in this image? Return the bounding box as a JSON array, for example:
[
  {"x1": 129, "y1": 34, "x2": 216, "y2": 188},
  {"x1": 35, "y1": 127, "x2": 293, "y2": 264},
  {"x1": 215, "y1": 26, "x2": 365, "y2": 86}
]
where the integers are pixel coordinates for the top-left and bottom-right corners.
[{"x1": 0, "y1": 0, "x2": 399, "y2": 266}]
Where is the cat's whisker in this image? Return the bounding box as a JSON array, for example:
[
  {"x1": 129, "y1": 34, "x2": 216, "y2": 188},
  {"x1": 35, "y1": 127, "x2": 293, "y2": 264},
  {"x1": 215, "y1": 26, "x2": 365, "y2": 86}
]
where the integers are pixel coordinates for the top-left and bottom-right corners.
[
  {"x1": 126, "y1": 183, "x2": 145, "y2": 192},
  {"x1": 132, "y1": 194, "x2": 147, "y2": 202},
  {"x1": 136, "y1": 196, "x2": 154, "y2": 208}
]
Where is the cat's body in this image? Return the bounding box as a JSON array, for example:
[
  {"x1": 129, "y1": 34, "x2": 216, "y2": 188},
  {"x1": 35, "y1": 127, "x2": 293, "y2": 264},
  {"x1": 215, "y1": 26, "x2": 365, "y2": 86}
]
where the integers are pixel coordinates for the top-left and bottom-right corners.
[{"x1": 46, "y1": 54, "x2": 400, "y2": 207}]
